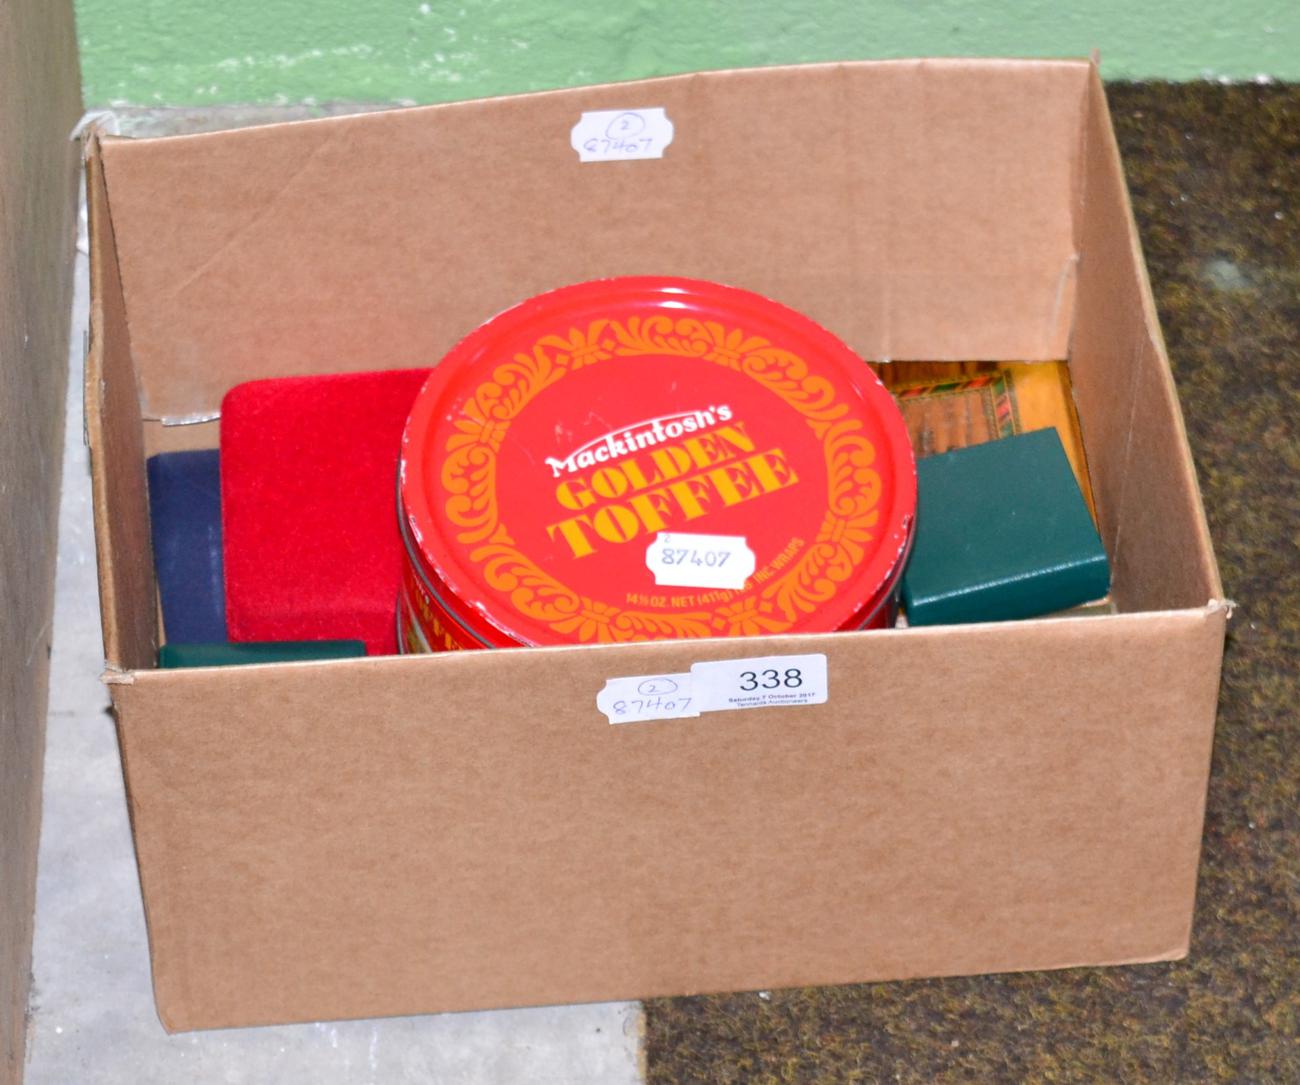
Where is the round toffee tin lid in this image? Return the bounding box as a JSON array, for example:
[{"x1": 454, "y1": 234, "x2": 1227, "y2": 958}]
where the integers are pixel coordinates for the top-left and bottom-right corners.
[{"x1": 399, "y1": 277, "x2": 916, "y2": 650}]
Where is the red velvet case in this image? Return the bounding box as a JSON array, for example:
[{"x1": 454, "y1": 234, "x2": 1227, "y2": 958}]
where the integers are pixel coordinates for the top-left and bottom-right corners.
[{"x1": 221, "y1": 368, "x2": 431, "y2": 655}]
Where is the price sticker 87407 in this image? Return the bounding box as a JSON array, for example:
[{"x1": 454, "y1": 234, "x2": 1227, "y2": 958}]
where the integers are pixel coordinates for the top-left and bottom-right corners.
[
  {"x1": 597, "y1": 672, "x2": 699, "y2": 725},
  {"x1": 571, "y1": 108, "x2": 675, "y2": 162},
  {"x1": 645, "y1": 531, "x2": 756, "y2": 590}
]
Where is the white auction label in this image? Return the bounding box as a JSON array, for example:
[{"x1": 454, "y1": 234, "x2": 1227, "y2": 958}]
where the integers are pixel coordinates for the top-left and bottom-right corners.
[
  {"x1": 570, "y1": 108, "x2": 674, "y2": 162},
  {"x1": 597, "y1": 653, "x2": 828, "y2": 724},
  {"x1": 691, "y1": 654, "x2": 829, "y2": 712},
  {"x1": 645, "y1": 531, "x2": 756, "y2": 590}
]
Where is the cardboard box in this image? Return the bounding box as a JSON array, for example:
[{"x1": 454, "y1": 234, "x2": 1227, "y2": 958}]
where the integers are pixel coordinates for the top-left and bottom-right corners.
[
  {"x1": 1, "y1": 1, "x2": 82, "y2": 1078},
  {"x1": 85, "y1": 58, "x2": 1227, "y2": 1033}
]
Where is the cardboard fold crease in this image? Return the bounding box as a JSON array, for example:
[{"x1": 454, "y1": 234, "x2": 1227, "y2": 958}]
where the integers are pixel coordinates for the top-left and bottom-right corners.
[{"x1": 84, "y1": 58, "x2": 1226, "y2": 1032}]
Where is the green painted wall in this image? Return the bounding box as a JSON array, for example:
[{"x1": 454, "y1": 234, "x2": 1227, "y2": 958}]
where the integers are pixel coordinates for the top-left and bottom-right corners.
[{"x1": 76, "y1": 0, "x2": 1299, "y2": 106}]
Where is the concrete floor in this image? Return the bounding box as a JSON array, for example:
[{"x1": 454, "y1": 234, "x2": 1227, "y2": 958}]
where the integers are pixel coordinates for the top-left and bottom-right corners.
[{"x1": 24, "y1": 193, "x2": 643, "y2": 1084}]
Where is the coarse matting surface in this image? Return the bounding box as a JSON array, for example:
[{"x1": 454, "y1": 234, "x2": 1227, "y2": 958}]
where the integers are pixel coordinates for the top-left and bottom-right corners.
[{"x1": 644, "y1": 82, "x2": 1299, "y2": 1085}]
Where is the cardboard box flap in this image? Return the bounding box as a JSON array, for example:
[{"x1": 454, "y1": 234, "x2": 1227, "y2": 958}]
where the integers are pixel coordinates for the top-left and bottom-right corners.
[
  {"x1": 96, "y1": 59, "x2": 1091, "y2": 421},
  {"x1": 111, "y1": 609, "x2": 1225, "y2": 1032},
  {"x1": 1069, "y1": 72, "x2": 1222, "y2": 606},
  {"x1": 85, "y1": 135, "x2": 158, "y2": 671}
]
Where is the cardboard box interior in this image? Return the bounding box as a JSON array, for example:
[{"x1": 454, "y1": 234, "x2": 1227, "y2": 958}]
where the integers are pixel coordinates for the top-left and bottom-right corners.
[
  {"x1": 0, "y1": 0, "x2": 82, "y2": 1079},
  {"x1": 85, "y1": 59, "x2": 1227, "y2": 1031}
]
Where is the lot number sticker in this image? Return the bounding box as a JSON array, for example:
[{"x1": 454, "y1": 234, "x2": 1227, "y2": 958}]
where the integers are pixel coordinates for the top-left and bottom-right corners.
[
  {"x1": 597, "y1": 653, "x2": 828, "y2": 724},
  {"x1": 645, "y1": 531, "x2": 756, "y2": 590},
  {"x1": 571, "y1": 108, "x2": 675, "y2": 162}
]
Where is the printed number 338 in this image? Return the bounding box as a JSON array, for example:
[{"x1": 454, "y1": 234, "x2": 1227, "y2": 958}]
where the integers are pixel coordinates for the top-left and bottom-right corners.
[{"x1": 738, "y1": 668, "x2": 804, "y2": 691}]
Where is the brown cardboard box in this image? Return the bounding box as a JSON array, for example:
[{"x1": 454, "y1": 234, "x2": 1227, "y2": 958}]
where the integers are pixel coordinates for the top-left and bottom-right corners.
[
  {"x1": 85, "y1": 58, "x2": 1227, "y2": 1033},
  {"x1": 1, "y1": 1, "x2": 82, "y2": 1079}
]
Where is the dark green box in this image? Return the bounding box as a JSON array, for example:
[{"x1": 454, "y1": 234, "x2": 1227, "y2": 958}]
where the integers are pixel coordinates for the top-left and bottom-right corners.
[
  {"x1": 158, "y1": 641, "x2": 367, "y2": 668},
  {"x1": 902, "y1": 428, "x2": 1109, "y2": 626}
]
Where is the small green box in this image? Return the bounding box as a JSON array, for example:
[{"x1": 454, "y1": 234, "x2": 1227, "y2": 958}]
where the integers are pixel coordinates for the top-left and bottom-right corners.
[
  {"x1": 158, "y1": 641, "x2": 367, "y2": 668},
  {"x1": 901, "y1": 428, "x2": 1110, "y2": 626}
]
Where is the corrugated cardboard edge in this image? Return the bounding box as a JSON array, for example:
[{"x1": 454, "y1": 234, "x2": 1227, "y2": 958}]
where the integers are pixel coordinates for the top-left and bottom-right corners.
[
  {"x1": 105, "y1": 607, "x2": 1227, "y2": 1033},
  {"x1": 0, "y1": 1, "x2": 82, "y2": 1080},
  {"x1": 84, "y1": 133, "x2": 157, "y2": 674},
  {"x1": 1083, "y1": 66, "x2": 1223, "y2": 602},
  {"x1": 95, "y1": 57, "x2": 1091, "y2": 422}
]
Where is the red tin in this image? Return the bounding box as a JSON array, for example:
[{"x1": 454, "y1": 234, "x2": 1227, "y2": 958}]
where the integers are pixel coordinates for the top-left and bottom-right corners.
[{"x1": 399, "y1": 277, "x2": 916, "y2": 651}]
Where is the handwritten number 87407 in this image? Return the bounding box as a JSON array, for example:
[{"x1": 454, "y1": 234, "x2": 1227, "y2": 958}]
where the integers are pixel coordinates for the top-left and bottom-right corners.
[
  {"x1": 660, "y1": 548, "x2": 731, "y2": 568},
  {"x1": 584, "y1": 136, "x2": 655, "y2": 155}
]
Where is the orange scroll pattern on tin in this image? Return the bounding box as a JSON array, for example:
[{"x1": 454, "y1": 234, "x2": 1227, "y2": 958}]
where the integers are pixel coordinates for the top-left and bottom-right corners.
[{"x1": 439, "y1": 316, "x2": 884, "y2": 643}]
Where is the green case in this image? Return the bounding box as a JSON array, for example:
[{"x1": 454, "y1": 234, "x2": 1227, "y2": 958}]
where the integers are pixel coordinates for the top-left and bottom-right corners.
[
  {"x1": 901, "y1": 428, "x2": 1110, "y2": 626},
  {"x1": 158, "y1": 640, "x2": 367, "y2": 668}
]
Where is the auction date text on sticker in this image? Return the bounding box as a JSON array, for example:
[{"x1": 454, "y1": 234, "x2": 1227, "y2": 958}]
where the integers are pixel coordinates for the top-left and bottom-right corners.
[
  {"x1": 691, "y1": 654, "x2": 828, "y2": 713},
  {"x1": 570, "y1": 108, "x2": 674, "y2": 162},
  {"x1": 597, "y1": 653, "x2": 828, "y2": 724},
  {"x1": 645, "y1": 531, "x2": 756, "y2": 591}
]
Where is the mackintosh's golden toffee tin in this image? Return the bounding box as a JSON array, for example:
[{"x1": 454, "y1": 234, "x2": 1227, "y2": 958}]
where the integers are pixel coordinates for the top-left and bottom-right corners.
[{"x1": 399, "y1": 277, "x2": 916, "y2": 651}]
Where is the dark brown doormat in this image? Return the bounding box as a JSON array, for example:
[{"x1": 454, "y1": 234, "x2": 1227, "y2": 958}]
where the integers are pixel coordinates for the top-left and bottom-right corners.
[{"x1": 644, "y1": 82, "x2": 1300, "y2": 1085}]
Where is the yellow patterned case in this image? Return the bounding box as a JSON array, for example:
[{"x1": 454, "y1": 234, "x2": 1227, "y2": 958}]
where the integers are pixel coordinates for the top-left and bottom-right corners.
[{"x1": 871, "y1": 361, "x2": 1097, "y2": 522}]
